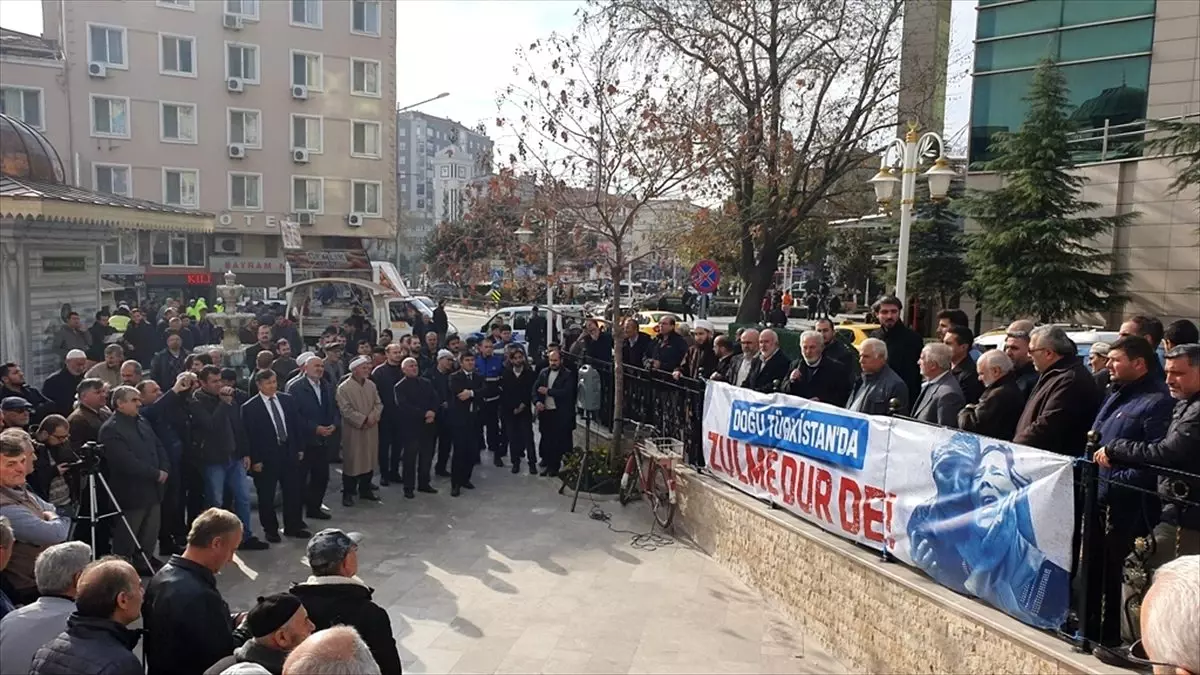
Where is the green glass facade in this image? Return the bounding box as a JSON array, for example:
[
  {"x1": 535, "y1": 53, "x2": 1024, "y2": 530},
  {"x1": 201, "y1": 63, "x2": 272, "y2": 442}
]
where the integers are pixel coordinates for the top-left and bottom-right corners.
[{"x1": 970, "y1": 0, "x2": 1156, "y2": 164}]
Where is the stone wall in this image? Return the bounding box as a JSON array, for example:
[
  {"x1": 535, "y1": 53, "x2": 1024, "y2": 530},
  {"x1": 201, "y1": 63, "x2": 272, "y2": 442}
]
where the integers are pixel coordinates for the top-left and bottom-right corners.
[{"x1": 674, "y1": 468, "x2": 1112, "y2": 674}]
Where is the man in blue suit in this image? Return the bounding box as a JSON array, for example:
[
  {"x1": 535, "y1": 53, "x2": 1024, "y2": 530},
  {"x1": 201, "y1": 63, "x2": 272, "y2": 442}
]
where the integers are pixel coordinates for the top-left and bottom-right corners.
[
  {"x1": 286, "y1": 354, "x2": 340, "y2": 521},
  {"x1": 243, "y1": 369, "x2": 309, "y2": 540}
]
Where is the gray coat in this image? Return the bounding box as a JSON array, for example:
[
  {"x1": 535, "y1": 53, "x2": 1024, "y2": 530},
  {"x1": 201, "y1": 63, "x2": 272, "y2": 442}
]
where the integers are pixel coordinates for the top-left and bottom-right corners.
[
  {"x1": 0, "y1": 596, "x2": 74, "y2": 674},
  {"x1": 98, "y1": 412, "x2": 169, "y2": 510},
  {"x1": 847, "y1": 365, "x2": 909, "y2": 416},
  {"x1": 911, "y1": 373, "x2": 966, "y2": 427}
]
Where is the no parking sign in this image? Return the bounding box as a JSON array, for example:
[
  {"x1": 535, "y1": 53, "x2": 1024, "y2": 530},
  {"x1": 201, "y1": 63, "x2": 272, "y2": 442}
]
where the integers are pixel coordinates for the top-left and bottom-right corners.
[{"x1": 690, "y1": 259, "x2": 721, "y2": 294}]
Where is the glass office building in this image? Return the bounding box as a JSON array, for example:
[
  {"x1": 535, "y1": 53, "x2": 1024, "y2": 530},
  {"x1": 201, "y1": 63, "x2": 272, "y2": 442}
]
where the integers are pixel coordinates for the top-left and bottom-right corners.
[{"x1": 970, "y1": 0, "x2": 1156, "y2": 164}]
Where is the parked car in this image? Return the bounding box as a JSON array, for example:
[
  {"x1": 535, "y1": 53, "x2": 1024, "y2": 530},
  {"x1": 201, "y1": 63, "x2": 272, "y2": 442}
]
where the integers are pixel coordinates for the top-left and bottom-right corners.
[
  {"x1": 834, "y1": 322, "x2": 880, "y2": 348},
  {"x1": 470, "y1": 304, "x2": 597, "y2": 346},
  {"x1": 974, "y1": 324, "x2": 1121, "y2": 370}
]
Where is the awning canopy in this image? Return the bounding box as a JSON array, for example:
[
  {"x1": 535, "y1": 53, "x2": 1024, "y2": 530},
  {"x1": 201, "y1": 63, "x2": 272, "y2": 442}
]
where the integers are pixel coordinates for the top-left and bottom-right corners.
[{"x1": 0, "y1": 175, "x2": 214, "y2": 233}]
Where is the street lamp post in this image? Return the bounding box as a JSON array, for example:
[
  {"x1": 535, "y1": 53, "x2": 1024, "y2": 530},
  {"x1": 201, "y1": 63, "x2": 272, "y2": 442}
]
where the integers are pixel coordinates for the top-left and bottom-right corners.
[
  {"x1": 514, "y1": 214, "x2": 554, "y2": 344},
  {"x1": 867, "y1": 124, "x2": 956, "y2": 306}
]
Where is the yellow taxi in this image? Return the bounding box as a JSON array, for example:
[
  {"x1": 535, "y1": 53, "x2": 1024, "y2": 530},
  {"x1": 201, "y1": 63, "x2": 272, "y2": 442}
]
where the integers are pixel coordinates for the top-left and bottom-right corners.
[
  {"x1": 635, "y1": 311, "x2": 683, "y2": 337},
  {"x1": 835, "y1": 322, "x2": 880, "y2": 347}
]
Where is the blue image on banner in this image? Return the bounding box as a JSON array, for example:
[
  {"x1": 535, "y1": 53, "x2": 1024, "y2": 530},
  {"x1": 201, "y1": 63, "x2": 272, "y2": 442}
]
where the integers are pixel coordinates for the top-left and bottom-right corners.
[
  {"x1": 906, "y1": 432, "x2": 1069, "y2": 629},
  {"x1": 727, "y1": 400, "x2": 870, "y2": 471}
]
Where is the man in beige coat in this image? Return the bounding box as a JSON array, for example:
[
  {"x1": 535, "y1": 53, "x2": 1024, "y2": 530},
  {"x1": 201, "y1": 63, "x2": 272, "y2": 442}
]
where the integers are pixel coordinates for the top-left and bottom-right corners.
[{"x1": 335, "y1": 356, "x2": 383, "y2": 507}]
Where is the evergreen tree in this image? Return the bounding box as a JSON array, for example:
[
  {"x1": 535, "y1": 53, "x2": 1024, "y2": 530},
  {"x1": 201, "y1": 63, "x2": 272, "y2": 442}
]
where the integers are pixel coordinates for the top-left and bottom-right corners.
[
  {"x1": 956, "y1": 60, "x2": 1133, "y2": 323},
  {"x1": 885, "y1": 181, "x2": 968, "y2": 309}
]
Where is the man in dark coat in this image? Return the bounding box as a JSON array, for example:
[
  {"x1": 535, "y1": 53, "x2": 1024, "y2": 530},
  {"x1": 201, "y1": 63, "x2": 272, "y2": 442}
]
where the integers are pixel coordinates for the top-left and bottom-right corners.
[
  {"x1": 30, "y1": 559, "x2": 144, "y2": 675},
  {"x1": 958, "y1": 349, "x2": 1024, "y2": 441},
  {"x1": 501, "y1": 346, "x2": 537, "y2": 474},
  {"x1": 646, "y1": 316, "x2": 688, "y2": 372},
  {"x1": 429, "y1": 350, "x2": 456, "y2": 478},
  {"x1": 868, "y1": 296, "x2": 924, "y2": 404},
  {"x1": 911, "y1": 344, "x2": 966, "y2": 427},
  {"x1": 525, "y1": 306, "x2": 547, "y2": 356},
  {"x1": 447, "y1": 353, "x2": 484, "y2": 496},
  {"x1": 393, "y1": 357, "x2": 439, "y2": 499},
  {"x1": 1013, "y1": 326, "x2": 1102, "y2": 456},
  {"x1": 369, "y1": 344, "x2": 405, "y2": 485},
  {"x1": 139, "y1": 375, "x2": 191, "y2": 556},
  {"x1": 242, "y1": 370, "x2": 308, "y2": 541},
  {"x1": 123, "y1": 308, "x2": 159, "y2": 370},
  {"x1": 432, "y1": 300, "x2": 450, "y2": 339},
  {"x1": 781, "y1": 331, "x2": 851, "y2": 407},
  {"x1": 41, "y1": 350, "x2": 88, "y2": 418},
  {"x1": 534, "y1": 349, "x2": 577, "y2": 477},
  {"x1": 712, "y1": 335, "x2": 736, "y2": 382},
  {"x1": 287, "y1": 355, "x2": 340, "y2": 521},
  {"x1": 721, "y1": 329, "x2": 760, "y2": 388},
  {"x1": 0, "y1": 362, "x2": 51, "y2": 424},
  {"x1": 815, "y1": 318, "x2": 860, "y2": 387},
  {"x1": 619, "y1": 318, "x2": 652, "y2": 372},
  {"x1": 750, "y1": 329, "x2": 791, "y2": 394},
  {"x1": 290, "y1": 529, "x2": 401, "y2": 675},
  {"x1": 943, "y1": 325, "x2": 983, "y2": 405},
  {"x1": 674, "y1": 320, "x2": 719, "y2": 381},
  {"x1": 1003, "y1": 320, "x2": 1039, "y2": 400},
  {"x1": 87, "y1": 311, "x2": 117, "y2": 363},
  {"x1": 580, "y1": 319, "x2": 613, "y2": 363},
  {"x1": 150, "y1": 332, "x2": 188, "y2": 391}
]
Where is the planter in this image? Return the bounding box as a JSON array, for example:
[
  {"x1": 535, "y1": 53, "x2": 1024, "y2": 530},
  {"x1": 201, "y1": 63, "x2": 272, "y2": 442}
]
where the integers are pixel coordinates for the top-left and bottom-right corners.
[{"x1": 558, "y1": 445, "x2": 622, "y2": 495}]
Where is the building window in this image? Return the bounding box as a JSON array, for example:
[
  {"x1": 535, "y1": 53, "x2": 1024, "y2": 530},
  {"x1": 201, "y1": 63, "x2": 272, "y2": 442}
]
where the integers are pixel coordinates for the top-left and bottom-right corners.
[
  {"x1": 351, "y1": 0, "x2": 380, "y2": 36},
  {"x1": 351, "y1": 120, "x2": 381, "y2": 158},
  {"x1": 426, "y1": 127, "x2": 433, "y2": 138},
  {"x1": 290, "y1": 0, "x2": 321, "y2": 28},
  {"x1": 226, "y1": 42, "x2": 259, "y2": 83},
  {"x1": 156, "y1": 0, "x2": 194, "y2": 9},
  {"x1": 352, "y1": 181, "x2": 381, "y2": 216},
  {"x1": 351, "y1": 59, "x2": 381, "y2": 97},
  {"x1": 151, "y1": 232, "x2": 206, "y2": 267},
  {"x1": 0, "y1": 86, "x2": 43, "y2": 129},
  {"x1": 162, "y1": 168, "x2": 199, "y2": 207},
  {"x1": 90, "y1": 95, "x2": 130, "y2": 138},
  {"x1": 93, "y1": 163, "x2": 131, "y2": 196},
  {"x1": 160, "y1": 102, "x2": 197, "y2": 143},
  {"x1": 415, "y1": 183, "x2": 424, "y2": 195},
  {"x1": 456, "y1": 165, "x2": 466, "y2": 179},
  {"x1": 87, "y1": 23, "x2": 127, "y2": 68},
  {"x1": 291, "y1": 50, "x2": 323, "y2": 91},
  {"x1": 399, "y1": 155, "x2": 407, "y2": 165},
  {"x1": 416, "y1": 198, "x2": 424, "y2": 210},
  {"x1": 224, "y1": 0, "x2": 258, "y2": 20},
  {"x1": 292, "y1": 176, "x2": 324, "y2": 213},
  {"x1": 439, "y1": 166, "x2": 450, "y2": 178},
  {"x1": 229, "y1": 172, "x2": 262, "y2": 210},
  {"x1": 399, "y1": 128, "x2": 407, "y2": 137},
  {"x1": 159, "y1": 33, "x2": 195, "y2": 77},
  {"x1": 102, "y1": 230, "x2": 139, "y2": 265},
  {"x1": 227, "y1": 108, "x2": 261, "y2": 148},
  {"x1": 291, "y1": 114, "x2": 323, "y2": 152}
]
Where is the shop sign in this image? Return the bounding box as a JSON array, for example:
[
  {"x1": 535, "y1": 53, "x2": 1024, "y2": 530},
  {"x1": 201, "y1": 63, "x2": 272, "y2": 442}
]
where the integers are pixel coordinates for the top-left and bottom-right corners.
[
  {"x1": 284, "y1": 249, "x2": 371, "y2": 271},
  {"x1": 209, "y1": 257, "x2": 288, "y2": 274},
  {"x1": 42, "y1": 256, "x2": 87, "y2": 273},
  {"x1": 186, "y1": 273, "x2": 212, "y2": 285}
]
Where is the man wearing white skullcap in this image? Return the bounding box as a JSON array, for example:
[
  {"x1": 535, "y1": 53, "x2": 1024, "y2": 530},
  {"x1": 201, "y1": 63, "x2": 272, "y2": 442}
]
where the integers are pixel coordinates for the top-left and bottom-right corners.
[
  {"x1": 42, "y1": 350, "x2": 90, "y2": 417},
  {"x1": 334, "y1": 355, "x2": 383, "y2": 506}
]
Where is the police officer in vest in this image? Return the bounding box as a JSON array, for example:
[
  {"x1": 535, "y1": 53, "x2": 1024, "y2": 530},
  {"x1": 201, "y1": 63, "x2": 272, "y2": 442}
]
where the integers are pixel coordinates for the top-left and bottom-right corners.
[{"x1": 474, "y1": 337, "x2": 506, "y2": 467}]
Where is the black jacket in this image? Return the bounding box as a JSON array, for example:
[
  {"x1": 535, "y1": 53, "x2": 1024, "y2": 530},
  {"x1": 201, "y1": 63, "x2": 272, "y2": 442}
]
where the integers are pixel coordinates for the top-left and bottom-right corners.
[
  {"x1": 41, "y1": 368, "x2": 84, "y2": 418},
  {"x1": 2, "y1": 383, "x2": 51, "y2": 424},
  {"x1": 648, "y1": 332, "x2": 688, "y2": 372},
  {"x1": 870, "y1": 322, "x2": 924, "y2": 403},
  {"x1": 189, "y1": 390, "x2": 246, "y2": 466},
  {"x1": 751, "y1": 350, "x2": 791, "y2": 394},
  {"x1": 371, "y1": 362, "x2": 404, "y2": 415},
  {"x1": 97, "y1": 412, "x2": 169, "y2": 510},
  {"x1": 1013, "y1": 354, "x2": 1102, "y2": 456},
  {"x1": 432, "y1": 306, "x2": 449, "y2": 335},
  {"x1": 524, "y1": 314, "x2": 546, "y2": 349},
  {"x1": 1013, "y1": 361, "x2": 1038, "y2": 401},
  {"x1": 582, "y1": 332, "x2": 614, "y2": 363},
  {"x1": 150, "y1": 349, "x2": 188, "y2": 390},
  {"x1": 143, "y1": 555, "x2": 236, "y2": 675},
  {"x1": 679, "y1": 342, "x2": 719, "y2": 380},
  {"x1": 202, "y1": 639, "x2": 287, "y2": 675},
  {"x1": 951, "y1": 356, "x2": 984, "y2": 405},
  {"x1": 781, "y1": 358, "x2": 852, "y2": 407},
  {"x1": 290, "y1": 577, "x2": 402, "y2": 675},
  {"x1": 87, "y1": 323, "x2": 117, "y2": 362},
  {"x1": 534, "y1": 366, "x2": 577, "y2": 423},
  {"x1": 621, "y1": 333, "x2": 652, "y2": 370},
  {"x1": 124, "y1": 320, "x2": 159, "y2": 368},
  {"x1": 713, "y1": 353, "x2": 735, "y2": 382},
  {"x1": 823, "y1": 338, "x2": 860, "y2": 387},
  {"x1": 958, "y1": 371, "x2": 1024, "y2": 441},
  {"x1": 448, "y1": 370, "x2": 484, "y2": 421},
  {"x1": 501, "y1": 365, "x2": 536, "y2": 417},
  {"x1": 394, "y1": 376, "x2": 438, "y2": 427},
  {"x1": 30, "y1": 614, "x2": 142, "y2": 675},
  {"x1": 1108, "y1": 393, "x2": 1200, "y2": 529}
]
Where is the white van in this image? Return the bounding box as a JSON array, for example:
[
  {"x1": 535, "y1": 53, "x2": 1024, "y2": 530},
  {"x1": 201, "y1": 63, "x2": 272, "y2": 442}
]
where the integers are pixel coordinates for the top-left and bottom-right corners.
[{"x1": 279, "y1": 277, "x2": 456, "y2": 348}]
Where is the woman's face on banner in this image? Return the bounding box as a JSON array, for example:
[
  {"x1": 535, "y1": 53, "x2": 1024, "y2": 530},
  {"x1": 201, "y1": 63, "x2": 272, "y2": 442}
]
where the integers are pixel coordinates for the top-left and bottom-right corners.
[{"x1": 971, "y1": 450, "x2": 1016, "y2": 529}]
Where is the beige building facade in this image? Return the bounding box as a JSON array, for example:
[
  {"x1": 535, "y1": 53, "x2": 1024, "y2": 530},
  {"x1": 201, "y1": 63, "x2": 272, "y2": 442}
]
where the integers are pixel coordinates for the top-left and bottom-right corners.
[{"x1": 1, "y1": 0, "x2": 396, "y2": 303}]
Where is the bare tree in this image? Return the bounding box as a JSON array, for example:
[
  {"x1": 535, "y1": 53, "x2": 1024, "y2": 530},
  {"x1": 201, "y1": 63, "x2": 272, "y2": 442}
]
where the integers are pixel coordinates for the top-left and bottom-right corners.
[
  {"x1": 497, "y1": 23, "x2": 714, "y2": 455},
  {"x1": 597, "y1": 0, "x2": 916, "y2": 322}
]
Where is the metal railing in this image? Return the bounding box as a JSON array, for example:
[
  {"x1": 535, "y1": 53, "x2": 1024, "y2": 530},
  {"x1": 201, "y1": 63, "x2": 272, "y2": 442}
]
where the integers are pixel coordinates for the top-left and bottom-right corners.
[{"x1": 1066, "y1": 113, "x2": 1200, "y2": 164}]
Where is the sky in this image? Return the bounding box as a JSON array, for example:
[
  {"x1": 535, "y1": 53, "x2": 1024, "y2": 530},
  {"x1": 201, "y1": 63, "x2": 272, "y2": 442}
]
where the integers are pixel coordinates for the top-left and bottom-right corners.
[{"x1": 0, "y1": 0, "x2": 974, "y2": 154}]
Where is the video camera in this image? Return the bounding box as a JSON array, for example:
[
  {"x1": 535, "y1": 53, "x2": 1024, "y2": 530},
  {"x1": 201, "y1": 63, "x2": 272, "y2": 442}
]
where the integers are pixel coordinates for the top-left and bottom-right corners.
[{"x1": 64, "y1": 441, "x2": 104, "y2": 474}]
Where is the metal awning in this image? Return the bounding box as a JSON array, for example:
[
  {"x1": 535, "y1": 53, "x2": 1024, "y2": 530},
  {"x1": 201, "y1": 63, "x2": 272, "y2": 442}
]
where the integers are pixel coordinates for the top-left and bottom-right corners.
[{"x1": 0, "y1": 176, "x2": 214, "y2": 233}]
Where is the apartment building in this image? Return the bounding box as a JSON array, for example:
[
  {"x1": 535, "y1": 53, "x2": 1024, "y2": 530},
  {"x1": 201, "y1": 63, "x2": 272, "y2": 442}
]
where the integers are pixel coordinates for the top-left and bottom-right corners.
[
  {"x1": 396, "y1": 110, "x2": 492, "y2": 272},
  {"x1": 0, "y1": 0, "x2": 396, "y2": 303}
]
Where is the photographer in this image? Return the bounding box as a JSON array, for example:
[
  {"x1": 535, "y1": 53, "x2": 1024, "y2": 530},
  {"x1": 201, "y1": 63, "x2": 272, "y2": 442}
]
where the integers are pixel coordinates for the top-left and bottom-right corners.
[
  {"x1": 30, "y1": 416, "x2": 75, "y2": 511},
  {"x1": 99, "y1": 386, "x2": 169, "y2": 574},
  {"x1": 0, "y1": 428, "x2": 70, "y2": 605}
]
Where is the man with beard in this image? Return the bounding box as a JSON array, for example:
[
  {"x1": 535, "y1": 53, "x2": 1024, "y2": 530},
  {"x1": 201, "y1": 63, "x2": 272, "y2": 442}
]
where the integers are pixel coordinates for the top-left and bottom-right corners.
[
  {"x1": 0, "y1": 363, "x2": 50, "y2": 424},
  {"x1": 448, "y1": 352, "x2": 484, "y2": 497},
  {"x1": 335, "y1": 357, "x2": 383, "y2": 507},
  {"x1": 1013, "y1": 325, "x2": 1101, "y2": 456},
  {"x1": 150, "y1": 332, "x2": 188, "y2": 391},
  {"x1": 868, "y1": 296, "x2": 923, "y2": 404},
  {"x1": 711, "y1": 335, "x2": 736, "y2": 382},
  {"x1": 429, "y1": 350, "x2": 457, "y2": 478},
  {"x1": 271, "y1": 339, "x2": 298, "y2": 385},
  {"x1": 674, "y1": 320, "x2": 718, "y2": 380},
  {"x1": 123, "y1": 308, "x2": 159, "y2": 370},
  {"x1": 958, "y1": 350, "x2": 1023, "y2": 441},
  {"x1": 720, "y1": 329, "x2": 759, "y2": 388},
  {"x1": 534, "y1": 349, "x2": 576, "y2": 478},
  {"x1": 781, "y1": 331, "x2": 851, "y2": 407},
  {"x1": 393, "y1": 357, "x2": 439, "y2": 499},
  {"x1": 245, "y1": 326, "x2": 276, "y2": 370},
  {"x1": 501, "y1": 347, "x2": 537, "y2": 475},
  {"x1": 751, "y1": 329, "x2": 791, "y2": 394},
  {"x1": 119, "y1": 361, "x2": 142, "y2": 387},
  {"x1": 85, "y1": 344, "x2": 125, "y2": 390},
  {"x1": 42, "y1": 350, "x2": 88, "y2": 418},
  {"x1": 1002, "y1": 319, "x2": 1039, "y2": 400},
  {"x1": 369, "y1": 344, "x2": 404, "y2": 486},
  {"x1": 474, "y1": 338, "x2": 507, "y2": 467}
]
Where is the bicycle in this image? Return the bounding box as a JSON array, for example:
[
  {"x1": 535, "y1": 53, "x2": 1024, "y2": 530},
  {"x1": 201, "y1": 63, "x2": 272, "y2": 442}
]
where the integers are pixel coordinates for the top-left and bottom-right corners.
[{"x1": 618, "y1": 419, "x2": 684, "y2": 529}]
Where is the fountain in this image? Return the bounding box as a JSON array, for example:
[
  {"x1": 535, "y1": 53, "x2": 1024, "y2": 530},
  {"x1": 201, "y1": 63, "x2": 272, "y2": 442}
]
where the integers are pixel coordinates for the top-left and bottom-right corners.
[{"x1": 197, "y1": 270, "x2": 257, "y2": 369}]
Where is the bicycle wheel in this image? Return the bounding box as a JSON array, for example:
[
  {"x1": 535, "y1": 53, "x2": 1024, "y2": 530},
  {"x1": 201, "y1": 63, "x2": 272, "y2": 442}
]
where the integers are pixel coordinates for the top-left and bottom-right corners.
[
  {"x1": 618, "y1": 457, "x2": 641, "y2": 506},
  {"x1": 649, "y1": 461, "x2": 674, "y2": 530}
]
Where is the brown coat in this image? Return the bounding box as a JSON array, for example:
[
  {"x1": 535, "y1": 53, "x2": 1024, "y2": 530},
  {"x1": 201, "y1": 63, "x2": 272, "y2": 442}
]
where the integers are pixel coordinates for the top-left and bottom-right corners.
[
  {"x1": 67, "y1": 405, "x2": 109, "y2": 449},
  {"x1": 1013, "y1": 354, "x2": 1102, "y2": 456},
  {"x1": 335, "y1": 376, "x2": 383, "y2": 477}
]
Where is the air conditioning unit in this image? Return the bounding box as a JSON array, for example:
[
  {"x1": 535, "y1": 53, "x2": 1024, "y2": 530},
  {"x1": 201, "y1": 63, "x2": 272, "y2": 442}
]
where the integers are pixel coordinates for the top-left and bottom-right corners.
[
  {"x1": 291, "y1": 84, "x2": 308, "y2": 100},
  {"x1": 214, "y1": 236, "x2": 242, "y2": 254},
  {"x1": 292, "y1": 148, "x2": 310, "y2": 164},
  {"x1": 295, "y1": 212, "x2": 315, "y2": 226},
  {"x1": 346, "y1": 213, "x2": 364, "y2": 227},
  {"x1": 87, "y1": 62, "x2": 107, "y2": 78},
  {"x1": 223, "y1": 13, "x2": 244, "y2": 30},
  {"x1": 228, "y1": 143, "x2": 246, "y2": 159},
  {"x1": 226, "y1": 77, "x2": 244, "y2": 93}
]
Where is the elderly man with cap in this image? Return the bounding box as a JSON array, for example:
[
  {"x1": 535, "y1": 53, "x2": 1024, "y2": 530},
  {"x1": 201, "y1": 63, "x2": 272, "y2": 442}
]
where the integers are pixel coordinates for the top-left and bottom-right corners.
[
  {"x1": 335, "y1": 356, "x2": 382, "y2": 507},
  {"x1": 85, "y1": 344, "x2": 126, "y2": 390},
  {"x1": 393, "y1": 357, "x2": 439, "y2": 499},
  {"x1": 204, "y1": 593, "x2": 314, "y2": 675},
  {"x1": 2, "y1": 396, "x2": 36, "y2": 431},
  {"x1": 290, "y1": 529, "x2": 401, "y2": 675},
  {"x1": 41, "y1": 350, "x2": 88, "y2": 418}
]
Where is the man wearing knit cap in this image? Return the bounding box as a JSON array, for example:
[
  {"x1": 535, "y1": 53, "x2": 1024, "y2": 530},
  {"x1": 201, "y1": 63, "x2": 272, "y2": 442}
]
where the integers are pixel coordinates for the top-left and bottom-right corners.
[
  {"x1": 203, "y1": 592, "x2": 314, "y2": 675},
  {"x1": 334, "y1": 357, "x2": 382, "y2": 507}
]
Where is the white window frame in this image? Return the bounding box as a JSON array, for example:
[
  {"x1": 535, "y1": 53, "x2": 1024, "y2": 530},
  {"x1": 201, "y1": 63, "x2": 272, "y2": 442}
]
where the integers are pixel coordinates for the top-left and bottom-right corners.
[
  {"x1": 159, "y1": 101, "x2": 198, "y2": 144},
  {"x1": 92, "y1": 162, "x2": 132, "y2": 197},
  {"x1": 289, "y1": 0, "x2": 322, "y2": 29},
  {"x1": 350, "y1": 119, "x2": 382, "y2": 159},
  {"x1": 161, "y1": 167, "x2": 200, "y2": 208},
  {"x1": 150, "y1": 232, "x2": 206, "y2": 267},
  {"x1": 228, "y1": 171, "x2": 263, "y2": 211},
  {"x1": 290, "y1": 49, "x2": 324, "y2": 91},
  {"x1": 158, "y1": 32, "x2": 196, "y2": 78},
  {"x1": 226, "y1": 107, "x2": 262, "y2": 149},
  {"x1": 350, "y1": 0, "x2": 381, "y2": 37},
  {"x1": 350, "y1": 58, "x2": 381, "y2": 98},
  {"x1": 291, "y1": 175, "x2": 325, "y2": 214},
  {"x1": 89, "y1": 94, "x2": 131, "y2": 139},
  {"x1": 0, "y1": 85, "x2": 45, "y2": 129},
  {"x1": 102, "y1": 230, "x2": 140, "y2": 265},
  {"x1": 225, "y1": 42, "x2": 260, "y2": 85},
  {"x1": 156, "y1": 0, "x2": 194, "y2": 11},
  {"x1": 351, "y1": 180, "x2": 382, "y2": 217},
  {"x1": 290, "y1": 113, "x2": 324, "y2": 153},
  {"x1": 86, "y1": 22, "x2": 128, "y2": 69},
  {"x1": 224, "y1": 0, "x2": 259, "y2": 20}
]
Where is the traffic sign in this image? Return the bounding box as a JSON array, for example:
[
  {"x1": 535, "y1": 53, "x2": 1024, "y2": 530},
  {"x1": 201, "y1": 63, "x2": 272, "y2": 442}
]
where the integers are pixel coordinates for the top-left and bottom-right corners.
[{"x1": 690, "y1": 259, "x2": 721, "y2": 294}]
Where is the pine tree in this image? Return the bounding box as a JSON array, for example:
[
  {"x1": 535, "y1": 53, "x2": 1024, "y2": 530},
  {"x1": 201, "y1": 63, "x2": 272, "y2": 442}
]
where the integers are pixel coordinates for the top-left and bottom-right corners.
[
  {"x1": 956, "y1": 60, "x2": 1133, "y2": 323},
  {"x1": 886, "y1": 181, "x2": 968, "y2": 309}
]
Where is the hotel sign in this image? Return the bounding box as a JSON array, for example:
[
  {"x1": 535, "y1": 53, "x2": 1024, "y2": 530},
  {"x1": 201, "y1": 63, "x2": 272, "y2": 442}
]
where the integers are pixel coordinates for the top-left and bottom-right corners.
[{"x1": 216, "y1": 213, "x2": 288, "y2": 230}]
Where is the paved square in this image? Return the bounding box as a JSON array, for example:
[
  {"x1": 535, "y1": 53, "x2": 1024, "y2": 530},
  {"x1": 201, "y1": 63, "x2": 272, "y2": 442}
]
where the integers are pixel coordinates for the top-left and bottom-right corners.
[{"x1": 216, "y1": 464, "x2": 846, "y2": 674}]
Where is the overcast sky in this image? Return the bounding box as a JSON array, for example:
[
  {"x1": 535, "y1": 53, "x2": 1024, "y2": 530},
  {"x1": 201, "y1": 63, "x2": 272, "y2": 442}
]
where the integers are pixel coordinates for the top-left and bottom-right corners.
[{"x1": 0, "y1": 0, "x2": 975, "y2": 154}]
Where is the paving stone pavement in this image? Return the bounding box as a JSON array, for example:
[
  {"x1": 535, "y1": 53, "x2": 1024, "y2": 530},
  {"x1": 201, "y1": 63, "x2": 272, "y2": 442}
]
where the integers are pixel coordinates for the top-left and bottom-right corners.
[{"x1": 216, "y1": 459, "x2": 848, "y2": 674}]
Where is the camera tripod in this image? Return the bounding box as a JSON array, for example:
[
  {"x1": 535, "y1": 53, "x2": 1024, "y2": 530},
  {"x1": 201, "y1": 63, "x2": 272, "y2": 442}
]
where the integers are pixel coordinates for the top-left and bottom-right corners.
[{"x1": 68, "y1": 460, "x2": 155, "y2": 573}]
